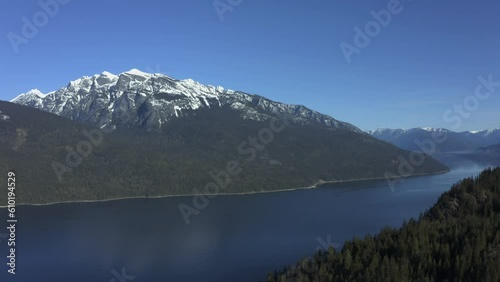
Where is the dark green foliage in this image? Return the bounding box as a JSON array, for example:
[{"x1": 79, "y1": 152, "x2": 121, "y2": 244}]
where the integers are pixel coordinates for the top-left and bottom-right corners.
[
  {"x1": 0, "y1": 101, "x2": 447, "y2": 204},
  {"x1": 267, "y1": 168, "x2": 500, "y2": 282}
]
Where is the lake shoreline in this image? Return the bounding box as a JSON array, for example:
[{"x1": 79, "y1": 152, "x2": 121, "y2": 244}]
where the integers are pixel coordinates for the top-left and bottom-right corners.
[{"x1": 0, "y1": 170, "x2": 450, "y2": 208}]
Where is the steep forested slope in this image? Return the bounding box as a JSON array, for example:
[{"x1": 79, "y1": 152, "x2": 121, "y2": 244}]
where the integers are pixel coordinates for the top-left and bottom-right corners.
[
  {"x1": 267, "y1": 167, "x2": 500, "y2": 282},
  {"x1": 0, "y1": 100, "x2": 447, "y2": 205}
]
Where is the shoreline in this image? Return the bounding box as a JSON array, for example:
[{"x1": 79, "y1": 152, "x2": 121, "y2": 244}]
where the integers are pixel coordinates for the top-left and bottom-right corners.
[{"x1": 0, "y1": 170, "x2": 450, "y2": 208}]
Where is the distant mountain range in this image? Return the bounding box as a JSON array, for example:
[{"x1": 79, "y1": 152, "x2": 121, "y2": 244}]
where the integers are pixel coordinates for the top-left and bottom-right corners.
[
  {"x1": 367, "y1": 127, "x2": 500, "y2": 153},
  {"x1": 2, "y1": 70, "x2": 448, "y2": 204}
]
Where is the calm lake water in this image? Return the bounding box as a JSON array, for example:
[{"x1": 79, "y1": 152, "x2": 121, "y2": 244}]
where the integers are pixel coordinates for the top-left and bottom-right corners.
[{"x1": 0, "y1": 160, "x2": 492, "y2": 282}]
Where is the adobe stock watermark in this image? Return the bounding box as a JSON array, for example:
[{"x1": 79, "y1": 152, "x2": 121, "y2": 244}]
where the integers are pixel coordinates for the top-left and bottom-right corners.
[
  {"x1": 340, "y1": 0, "x2": 412, "y2": 64},
  {"x1": 443, "y1": 73, "x2": 500, "y2": 130},
  {"x1": 314, "y1": 235, "x2": 341, "y2": 253},
  {"x1": 12, "y1": 129, "x2": 28, "y2": 151},
  {"x1": 7, "y1": 0, "x2": 71, "y2": 54},
  {"x1": 144, "y1": 64, "x2": 162, "y2": 75},
  {"x1": 301, "y1": 235, "x2": 341, "y2": 275},
  {"x1": 384, "y1": 73, "x2": 499, "y2": 191},
  {"x1": 213, "y1": 0, "x2": 244, "y2": 22},
  {"x1": 384, "y1": 132, "x2": 448, "y2": 192},
  {"x1": 109, "y1": 267, "x2": 135, "y2": 282},
  {"x1": 178, "y1": 114, "x2": 289, "y2": 224}
]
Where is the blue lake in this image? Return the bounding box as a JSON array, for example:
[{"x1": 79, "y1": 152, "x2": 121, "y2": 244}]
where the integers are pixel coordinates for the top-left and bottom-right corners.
[{"x1": 0, "y1": 161, "x2": 491, "y2": 282}]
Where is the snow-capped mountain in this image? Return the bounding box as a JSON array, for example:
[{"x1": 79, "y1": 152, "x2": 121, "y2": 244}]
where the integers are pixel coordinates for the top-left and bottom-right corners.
[
  {"x1": 11, "y1": 69, "x2": 360, "y2": 132},
  {"x1": 2, "y1": 70, "x2": 453, "y2": 203},
  {"x1": 367, "y1": 127, "x2": 451, "y2": 138},
  {"x1": 472, "y1": 127, "x2": 500, "y2": 139},
  {"x1": 367, "y1": 127, "x2": 500, "y2": 153}
]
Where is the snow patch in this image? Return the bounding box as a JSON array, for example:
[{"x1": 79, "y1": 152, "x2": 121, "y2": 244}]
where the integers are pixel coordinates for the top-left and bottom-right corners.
[
  {"x1": 174, "y1": 106, "x2": 182, "y2": 117},
  {"x1": 202, "y1": 96, "x2": 210, "y2": 108},
  {"x1": 28, "y1": 89, "x2": 48, "y2": 98},
  {"x1": 101, "y1": 71, "x2": 119, "y2": 79},
  {"x1": 484, "y1": 128, "x2": 499, "y2": 136},
  {"x1": 124, "y1": 68, "x2": 151, "y2": 77},
  {"x1": 0, "y1": 110, "x2": 9, "y2": 121}
]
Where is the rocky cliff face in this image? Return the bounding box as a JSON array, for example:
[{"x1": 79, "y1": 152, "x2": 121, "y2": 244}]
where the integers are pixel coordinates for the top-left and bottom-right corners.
[{"x1": 12, "y1": 69, "x2": 361, "y2": 133}]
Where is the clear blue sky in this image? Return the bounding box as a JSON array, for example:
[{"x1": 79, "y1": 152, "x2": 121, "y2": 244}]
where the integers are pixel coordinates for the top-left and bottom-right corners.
[{"x1": 1, "y1": 0, "x2": 499, "y2": 131}]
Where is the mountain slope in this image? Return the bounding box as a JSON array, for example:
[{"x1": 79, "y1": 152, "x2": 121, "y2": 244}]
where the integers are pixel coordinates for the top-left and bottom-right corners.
[
  {"x1": 480, "y1": 143, "x2": 500, "y2": 152},
  {"x1": 461, "y1": 143, "x2": 500, "y2": 166},
  {"x1": 474, "y1": 127, "x2": 500, "y2": 142},
  {"x1": 0, "y1": 98, "x2": 448, "y2": 205},
  {"x1": 267, "y1": 167, "x2": 500, "y2": 282}
]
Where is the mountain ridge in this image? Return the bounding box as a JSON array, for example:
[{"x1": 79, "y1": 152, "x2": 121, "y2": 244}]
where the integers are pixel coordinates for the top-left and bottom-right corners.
[
  {"x1": 368, "y1": 126, "x2": 500, "y2": 137},
  {"x1": 11, "y1": 69, "x2": 362, "y2": 133},
  {"x1": 367, "y1": 127, "x2": 500, "y2": 153}
]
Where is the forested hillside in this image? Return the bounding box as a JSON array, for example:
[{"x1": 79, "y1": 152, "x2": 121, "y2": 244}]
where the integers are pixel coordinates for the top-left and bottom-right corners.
[
  {"x1": 267, "y1": 167, "x2": 500, "y2": 282},
  {"x1": 0, "y1": 100, "x2": 447, "y2": 205}
]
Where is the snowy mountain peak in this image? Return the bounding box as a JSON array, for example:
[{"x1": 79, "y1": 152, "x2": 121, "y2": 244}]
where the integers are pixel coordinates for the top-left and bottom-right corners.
[
  {"x1": 367, "y1": 128, "x2": 390, "y2": 134},
  {"x1": 10, "y1": 88, "x2": 49, "y2": 103},
  {"x1": 123, "y1": 68, "x2": 152, "y2": 77},
  {"x1": 367, "y1": 128, "x2": 410, "y2": 136},
  {"x1": 367, "y1": 127, "x2": 453, "y2": 138},
  {"x1": 467, "y1": 127, "x2": 500, "y2": 137},
  {"x1": 100, "y1": 71, "x2": 119, "y2": 79},
  {"x1": 484, "y1": 127, "x2": 500, "y2": 136},
  {"x1": 26, "y1": 89, "x2": 48, "y2": 98},
  {"x1": 419, "y1": 127, "x2": 450, "y2": 133},
  {"x1": 11, "y1": 69, "x2": 362, "y2": 133}
]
